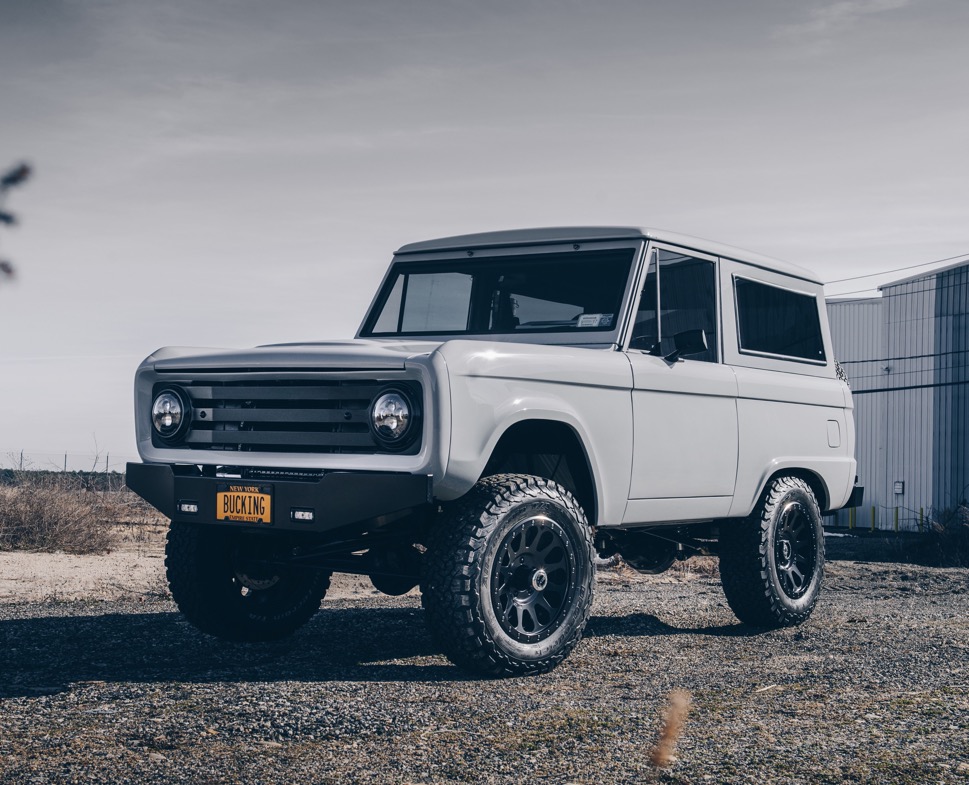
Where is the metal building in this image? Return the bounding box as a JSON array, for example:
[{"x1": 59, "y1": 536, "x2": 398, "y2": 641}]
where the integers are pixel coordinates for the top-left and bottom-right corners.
[{"x1": 827, "y1": 260, "x2": 969, "y2": 530}]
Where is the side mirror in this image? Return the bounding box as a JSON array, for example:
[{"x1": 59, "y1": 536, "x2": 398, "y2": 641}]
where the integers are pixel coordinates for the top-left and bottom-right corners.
[{"x1": 664, "y1": 329, "x2": 707, "y2": 364}]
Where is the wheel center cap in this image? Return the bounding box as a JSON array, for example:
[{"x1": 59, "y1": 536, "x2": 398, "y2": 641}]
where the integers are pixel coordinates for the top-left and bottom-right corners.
[
  {"x1": 531, "y1": 569, "x2": 549, "y2": 592},
  {"x1": 780, "y1": 540, "x2": 792, "y2": 562}
]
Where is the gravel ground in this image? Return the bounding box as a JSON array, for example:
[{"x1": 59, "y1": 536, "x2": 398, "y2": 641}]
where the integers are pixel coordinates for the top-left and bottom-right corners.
[{"x1": 1, "y1": 558, "x2": 967, "y2": 784}]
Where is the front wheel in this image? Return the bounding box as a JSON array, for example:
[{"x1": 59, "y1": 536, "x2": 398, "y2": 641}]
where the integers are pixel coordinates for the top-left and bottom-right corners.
[
  {"x1": 165, "y1": 523, "x2": 331, "y2": 642},
  {"x1": 421, "y1": 474, "x2": 595, "y2": 677},
  {"x1": 719, "y1": 476, "x2": 825, "y2": 627}
]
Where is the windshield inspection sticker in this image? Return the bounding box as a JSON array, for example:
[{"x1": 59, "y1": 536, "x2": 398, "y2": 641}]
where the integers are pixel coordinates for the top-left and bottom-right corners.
[{"x1": 577, "y1": 314, "x2": 613, "y2": 328}]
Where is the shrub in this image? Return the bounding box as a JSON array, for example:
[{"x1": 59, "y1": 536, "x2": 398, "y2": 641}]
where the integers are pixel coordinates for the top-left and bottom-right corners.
[
  {"x1": 922, "y1": 504, "x2": 969, "y2": 568},
  {"x1": 0, "y1": 473, "x2": 119, "y2": 554}
]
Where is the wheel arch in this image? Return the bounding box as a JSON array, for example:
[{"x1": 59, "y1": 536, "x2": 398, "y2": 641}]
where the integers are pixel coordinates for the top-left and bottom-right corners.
[
  {"x1": 480, "y1": 418, "x2": 600, "y2": 525},
  {"x1": 759, "y1": 467, "x2": 829, "y2": 514}
]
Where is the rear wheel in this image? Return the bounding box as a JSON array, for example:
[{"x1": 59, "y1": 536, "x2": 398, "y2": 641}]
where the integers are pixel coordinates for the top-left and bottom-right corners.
[
  {"x1": 421, "y1": 474, "x2": 595, "y2": 677},
  {"x1": 719, "y1": 476, "x2": 825, "y2": 627},
  {"x1": 166, "y1": 523, "x2": 331, "y2": 642}
]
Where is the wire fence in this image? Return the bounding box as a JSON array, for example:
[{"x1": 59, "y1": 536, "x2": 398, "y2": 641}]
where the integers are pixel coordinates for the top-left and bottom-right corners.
[{"x1": 1, "y1": 450, "x2": 140, "y2": 475}]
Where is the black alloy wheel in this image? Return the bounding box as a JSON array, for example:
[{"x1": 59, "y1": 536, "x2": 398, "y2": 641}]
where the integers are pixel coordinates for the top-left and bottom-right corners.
[
  {"x1": 490, "y1": 514, "x2": 576, "y2": 643},
  {"x1": 773, "y1": 500, "x2": 818, "y2": 600}
]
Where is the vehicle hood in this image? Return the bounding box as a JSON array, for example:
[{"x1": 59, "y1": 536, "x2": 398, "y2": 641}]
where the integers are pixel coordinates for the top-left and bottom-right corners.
[{"x1": 144, "y1": 340, "x2": 444, "y2": 372}]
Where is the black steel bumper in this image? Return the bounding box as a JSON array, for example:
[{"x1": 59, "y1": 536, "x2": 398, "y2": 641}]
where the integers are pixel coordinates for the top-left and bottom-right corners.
[{"x1": 125, "y1": 462, "x2": 433, "y2": 534}]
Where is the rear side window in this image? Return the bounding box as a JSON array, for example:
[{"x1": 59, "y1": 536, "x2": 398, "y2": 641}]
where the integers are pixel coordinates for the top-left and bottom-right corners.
[{"x1": 735, "y1": 278, "x2": 826, "y2": 362}]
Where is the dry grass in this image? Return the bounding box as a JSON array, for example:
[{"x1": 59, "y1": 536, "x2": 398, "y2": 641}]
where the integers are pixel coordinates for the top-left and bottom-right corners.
[
  {"x1": 0, "y1": 473, "x2": 160, "y2": 555},
  {"x1": 602, "y1": 554, "x2": 720, "y2": 581},
  {"x1": 668, "y1": 554, "x2": 720, "y2": 578}
]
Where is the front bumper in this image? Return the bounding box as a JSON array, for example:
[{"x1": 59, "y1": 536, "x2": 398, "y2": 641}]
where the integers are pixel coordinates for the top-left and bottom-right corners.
[{"x1": 126, "y1": 462, "x2": 433, "y2": 533}]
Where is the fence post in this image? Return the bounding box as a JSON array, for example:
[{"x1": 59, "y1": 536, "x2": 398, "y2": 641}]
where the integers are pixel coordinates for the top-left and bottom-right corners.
[
  {"x1": 849, "y1": 506, "x2": 855, "y2": 529},
  {"x1": 871, "y1": 506, "x2": 876, "y2": 532},
  {"x1": 894, "y1": 506, "x2": 899, "y2": 532},
  {"x1": 919, "y1": 507, "x2": 924, "y2": 532}
]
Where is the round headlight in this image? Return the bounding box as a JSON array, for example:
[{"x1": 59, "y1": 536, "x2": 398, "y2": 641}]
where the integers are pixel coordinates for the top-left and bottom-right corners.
[
  {"x1": 152, "y1": 389, "x2": 187, "y2": 440},
  {"x1": 371, "y1": 391, "x2": 412, "y2": 443}
]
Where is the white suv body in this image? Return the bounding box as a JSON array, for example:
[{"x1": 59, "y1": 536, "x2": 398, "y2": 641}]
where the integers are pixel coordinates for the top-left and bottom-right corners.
[{"x1": 128, "y1": 227, "x2": 860, "y2": 676}]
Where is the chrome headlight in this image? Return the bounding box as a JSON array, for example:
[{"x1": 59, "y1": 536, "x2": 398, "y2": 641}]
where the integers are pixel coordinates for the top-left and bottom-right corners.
[
  {"x1": 370, "y1": 390, "x2": 412, "y2": 445},
  {"x1": 151, "y1": 388, "x2": 189, "y2": 442}
]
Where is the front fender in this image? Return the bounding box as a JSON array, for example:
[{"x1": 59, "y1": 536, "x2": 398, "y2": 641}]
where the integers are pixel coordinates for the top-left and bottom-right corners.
[{"x1": 432, "y1": 341, "x2": 633, "y2": 526}]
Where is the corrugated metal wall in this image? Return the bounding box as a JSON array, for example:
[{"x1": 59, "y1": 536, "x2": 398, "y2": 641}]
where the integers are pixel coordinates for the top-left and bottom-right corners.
[
  {"x1": 826, "y1": 261, "x2": 969, "y2": 530},
  {"x1": 881, "y1": 274, "x2": 937, "y2": 529},
  {"x1": 933, "y1": 263, "x2": 969, "y2": 509},
  {"x1": 828, "y1": 298, "x2": 887, "y2": 525}
]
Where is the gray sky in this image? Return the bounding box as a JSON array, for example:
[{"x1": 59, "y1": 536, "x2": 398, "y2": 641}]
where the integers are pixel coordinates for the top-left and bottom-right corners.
[{"x1": 1, "y1": 0, "x2": 967, "y2": 464}]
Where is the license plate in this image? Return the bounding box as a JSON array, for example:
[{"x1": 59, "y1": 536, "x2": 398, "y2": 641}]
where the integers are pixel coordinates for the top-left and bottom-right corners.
[{"x1": 216, "y1": 484, "x2": 272, "y2": 524}]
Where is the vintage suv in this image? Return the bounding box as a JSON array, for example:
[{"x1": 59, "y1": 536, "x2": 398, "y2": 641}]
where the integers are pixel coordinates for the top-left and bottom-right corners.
[{"x1": 127, "y1": 227, "x2": 862, "y2": 676}]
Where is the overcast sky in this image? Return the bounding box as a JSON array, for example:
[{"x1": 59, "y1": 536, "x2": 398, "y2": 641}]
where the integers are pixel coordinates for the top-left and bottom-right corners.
[{"x1": 1, "y1": 0, "x2": 967, "y2": 465}]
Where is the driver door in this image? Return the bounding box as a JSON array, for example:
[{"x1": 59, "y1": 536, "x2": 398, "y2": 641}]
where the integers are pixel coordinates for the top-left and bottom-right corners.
[{"x1": 623, "y1": 246, "x2": 739, "y2": 524}]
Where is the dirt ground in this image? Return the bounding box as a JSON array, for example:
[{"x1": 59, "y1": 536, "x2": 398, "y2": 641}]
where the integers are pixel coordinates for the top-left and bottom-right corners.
[
  {"x1": 0, "y1": 523, "x2": 391, "y2": 603},
  {"x1": 1, "y1": 528, "x2": 967, "y2": 784}
]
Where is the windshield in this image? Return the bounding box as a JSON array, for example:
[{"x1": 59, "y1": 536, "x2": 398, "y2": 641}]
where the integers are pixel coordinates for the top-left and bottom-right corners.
[{"x1": 361, "y1": 249, "x2": 636, "y2": 338}]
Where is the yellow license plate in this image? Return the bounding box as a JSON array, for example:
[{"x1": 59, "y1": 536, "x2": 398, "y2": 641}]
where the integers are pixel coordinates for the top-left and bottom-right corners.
[{"x1": 216, "y1": 484, "x2": 272, "y2": 524}]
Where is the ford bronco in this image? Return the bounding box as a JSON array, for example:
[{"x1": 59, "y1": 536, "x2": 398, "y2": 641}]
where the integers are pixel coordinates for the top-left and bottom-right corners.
[{"x1": 127, "y1": 227, "x2": 862, "y2": 676}]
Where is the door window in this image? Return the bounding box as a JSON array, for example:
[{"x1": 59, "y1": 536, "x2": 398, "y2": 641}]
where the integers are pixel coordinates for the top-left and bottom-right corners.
[{"x1": 630, "y1": 249, "x2": 719, "y2": 362}]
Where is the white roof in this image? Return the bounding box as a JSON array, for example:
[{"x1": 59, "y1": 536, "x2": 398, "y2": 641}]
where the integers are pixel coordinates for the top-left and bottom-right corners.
[{"x1": 395, "y1": 226, "x2": 821, "y2": 283}]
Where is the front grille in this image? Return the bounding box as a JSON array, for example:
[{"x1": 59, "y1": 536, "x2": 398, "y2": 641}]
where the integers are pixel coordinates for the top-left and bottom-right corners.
[{"x1": 155, "y1": 379, "x2": 421, "y2": 455}]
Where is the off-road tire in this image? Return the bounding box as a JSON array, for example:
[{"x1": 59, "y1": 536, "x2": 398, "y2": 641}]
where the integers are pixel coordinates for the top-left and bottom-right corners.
[
  {"x1": 166, "y1": 523, "x2": 331, "y2": 642},
  {"x1": 421, "y1": 474, "x2": 595, "y2": 677},
  {"x1": 719, "y1": 476, "x2": 825, "y2": 627}
]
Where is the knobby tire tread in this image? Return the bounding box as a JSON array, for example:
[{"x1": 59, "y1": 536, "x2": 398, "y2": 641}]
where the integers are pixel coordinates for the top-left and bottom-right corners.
[
  {"x1": 421, "y1": 474, "x2": 595, "y2": 677},
  {"x1": 165, "y1": 523, "x2": 331, "y2": 642},
  {"x1": 719, "y1": 476, "x2": 824, "y2": 628}
]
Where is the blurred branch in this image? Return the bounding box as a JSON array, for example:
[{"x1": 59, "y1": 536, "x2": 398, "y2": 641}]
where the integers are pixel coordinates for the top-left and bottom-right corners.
[
  {"x1": 0, "y1": 162, "x2": 32, "y2": 191},
  {"x1": 0, "y1": 160, "x2": 32, "y2": 283}
]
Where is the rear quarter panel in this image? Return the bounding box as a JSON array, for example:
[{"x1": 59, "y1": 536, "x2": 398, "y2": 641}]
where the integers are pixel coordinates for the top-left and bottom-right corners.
[
  {"x1": 729, "y1": 367, "x2": 855, "y2": 515},
  {"x1": 718, "y1": 259, "x2": 856, "y2": 514}
]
